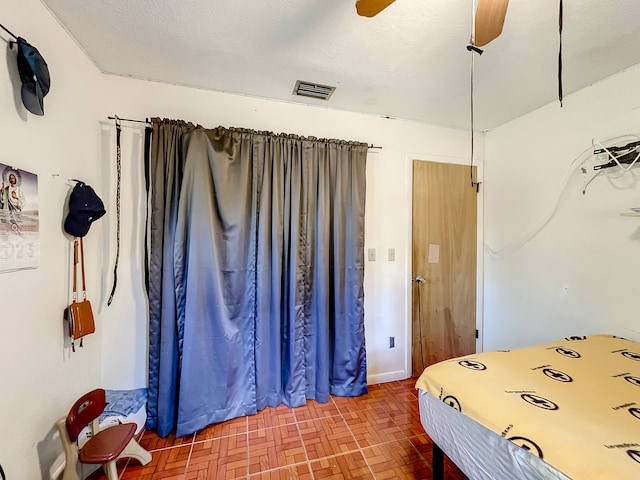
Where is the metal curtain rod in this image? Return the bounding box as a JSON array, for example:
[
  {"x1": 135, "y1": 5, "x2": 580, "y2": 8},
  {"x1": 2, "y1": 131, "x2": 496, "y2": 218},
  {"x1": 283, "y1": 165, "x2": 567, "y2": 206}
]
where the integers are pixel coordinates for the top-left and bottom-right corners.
[
  {"x1": 106, "y1": 116, "x2": 381, "y2": 148},
  {"x1": 107, "y1": 115, "x2": 150, "y2": 125}
]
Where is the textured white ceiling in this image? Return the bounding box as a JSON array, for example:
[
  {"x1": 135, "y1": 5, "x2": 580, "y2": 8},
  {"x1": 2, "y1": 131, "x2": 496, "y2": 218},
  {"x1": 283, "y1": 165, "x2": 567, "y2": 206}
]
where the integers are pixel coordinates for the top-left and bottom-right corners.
[{"x1": 40, "y1": 0, "x2": 640, "y2": 131}]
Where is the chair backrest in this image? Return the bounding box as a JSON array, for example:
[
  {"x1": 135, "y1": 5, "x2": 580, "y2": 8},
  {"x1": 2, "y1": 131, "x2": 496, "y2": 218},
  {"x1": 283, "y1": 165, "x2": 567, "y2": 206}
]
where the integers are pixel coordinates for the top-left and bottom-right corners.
[{"x1": 66, "y1": 388, "x2": 106, "y2": 442}]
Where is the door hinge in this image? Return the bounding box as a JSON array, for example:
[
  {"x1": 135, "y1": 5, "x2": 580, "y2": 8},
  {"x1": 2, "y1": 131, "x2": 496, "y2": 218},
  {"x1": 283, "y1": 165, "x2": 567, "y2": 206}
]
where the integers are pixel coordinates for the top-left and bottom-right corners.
[{"x1": 476, "y1": 329, "x2": 479, "y2": 339}]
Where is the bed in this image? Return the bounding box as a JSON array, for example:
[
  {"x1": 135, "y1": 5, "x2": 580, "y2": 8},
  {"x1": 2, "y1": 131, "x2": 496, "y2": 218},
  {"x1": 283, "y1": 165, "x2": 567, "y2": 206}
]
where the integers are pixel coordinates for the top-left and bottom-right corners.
[{"x1": 415, "y1": 334, "x2": 640, "y2": 480}]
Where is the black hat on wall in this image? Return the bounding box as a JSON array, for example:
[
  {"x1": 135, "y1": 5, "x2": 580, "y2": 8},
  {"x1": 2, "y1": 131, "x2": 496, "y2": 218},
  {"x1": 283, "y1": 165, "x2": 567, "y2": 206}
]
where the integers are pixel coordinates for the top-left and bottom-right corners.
[
  {"x1": 16, "y1": 37, "x2": 51, "y2": 116},
  {"x1": 64, "y1": 182, "x2": 106, "y2": 238},
  {"x1": 0, "y1": 23, "x2": 52, "y2": 116}
]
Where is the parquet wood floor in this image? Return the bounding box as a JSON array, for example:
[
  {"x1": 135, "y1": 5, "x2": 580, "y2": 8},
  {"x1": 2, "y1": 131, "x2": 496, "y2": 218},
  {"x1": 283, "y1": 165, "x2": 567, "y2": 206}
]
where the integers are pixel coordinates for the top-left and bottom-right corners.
[{"x1": 88, "y1": 378, "x2": 468, "y2": 480}]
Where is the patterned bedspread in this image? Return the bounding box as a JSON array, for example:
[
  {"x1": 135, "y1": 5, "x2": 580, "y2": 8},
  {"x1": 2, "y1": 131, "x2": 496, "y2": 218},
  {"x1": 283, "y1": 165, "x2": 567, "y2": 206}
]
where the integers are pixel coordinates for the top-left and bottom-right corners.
[{"x1": 415, "y1": 335, "x2": 640, "y2": 479}]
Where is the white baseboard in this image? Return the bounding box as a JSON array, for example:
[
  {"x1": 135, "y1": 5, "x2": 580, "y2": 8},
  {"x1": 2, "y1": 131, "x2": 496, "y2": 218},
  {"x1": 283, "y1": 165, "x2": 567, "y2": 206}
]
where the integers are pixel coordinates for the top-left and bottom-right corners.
[{"x1": 367, "y1": 370, "x2": 410, "y2": 385}]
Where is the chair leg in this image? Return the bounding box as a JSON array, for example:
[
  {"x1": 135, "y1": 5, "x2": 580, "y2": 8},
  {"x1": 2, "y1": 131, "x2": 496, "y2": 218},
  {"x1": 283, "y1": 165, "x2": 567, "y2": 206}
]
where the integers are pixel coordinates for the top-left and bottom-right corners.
[
  {"x1": 56, "y1": 417, "x2": 81, "y2": 480},
  {"x1": 104, "y1": 461, "x2": 119, "y2": 480},
  {"x1": 119, "y1": 438, "x2": 152, "y2": 465},
  {"x1": 60, "y1": 464, "x2": 82, "y2": 480}
]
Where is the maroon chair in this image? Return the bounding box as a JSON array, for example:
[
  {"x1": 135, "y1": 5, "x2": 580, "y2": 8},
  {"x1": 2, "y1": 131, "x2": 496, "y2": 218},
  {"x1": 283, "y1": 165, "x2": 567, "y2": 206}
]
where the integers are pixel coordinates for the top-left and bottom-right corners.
[{"x1": 56, "y1": 389, "x2": 151, "y2": 480}]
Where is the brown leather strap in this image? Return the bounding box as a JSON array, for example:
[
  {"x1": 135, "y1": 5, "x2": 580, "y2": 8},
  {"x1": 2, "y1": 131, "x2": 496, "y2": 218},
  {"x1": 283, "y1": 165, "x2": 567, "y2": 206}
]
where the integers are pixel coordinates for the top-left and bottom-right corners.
[
  {"x1": 71, "y1": 238, "x2": 79, "y2": 351},
  {"x1": 72, "y1": 238, "x2": 79, "y2": 300},
  {"x1": 79, "y1": 236, "x2": 87, "y2": 297}
]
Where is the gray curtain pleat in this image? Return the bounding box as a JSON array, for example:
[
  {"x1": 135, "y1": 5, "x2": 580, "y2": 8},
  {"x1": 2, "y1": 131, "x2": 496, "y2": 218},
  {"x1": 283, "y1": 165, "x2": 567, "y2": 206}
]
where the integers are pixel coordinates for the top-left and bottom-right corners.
[{"x1": 146, "y1": 119, "x2": 197, "y2": 433}]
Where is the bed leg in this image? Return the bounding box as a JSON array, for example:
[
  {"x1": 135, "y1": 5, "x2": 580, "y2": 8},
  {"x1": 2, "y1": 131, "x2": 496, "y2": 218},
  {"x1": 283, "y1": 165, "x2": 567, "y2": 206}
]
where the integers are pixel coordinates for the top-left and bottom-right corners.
[{"x1": 432, "y1": 442, "x2": 444, "y2": 480}]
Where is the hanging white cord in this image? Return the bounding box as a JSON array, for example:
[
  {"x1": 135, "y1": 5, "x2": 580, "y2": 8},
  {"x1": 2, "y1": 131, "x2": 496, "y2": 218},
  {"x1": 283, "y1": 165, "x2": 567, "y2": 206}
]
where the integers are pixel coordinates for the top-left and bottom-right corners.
[
  {"x1": 471, "y1": 0, "x2": 477, "y2": 45},
  {"x1": 468, "y1": 0, "x2": 482, "y2": 189},
  {"x1": 470, "y1": 46, "x2": 477, "y2": 188},
  {"x1": 485, "y1": 134, "x2": 640, "y2": 259},
  {"x1": 485, "y1": 145, "x2": 599, "y2": 259}
]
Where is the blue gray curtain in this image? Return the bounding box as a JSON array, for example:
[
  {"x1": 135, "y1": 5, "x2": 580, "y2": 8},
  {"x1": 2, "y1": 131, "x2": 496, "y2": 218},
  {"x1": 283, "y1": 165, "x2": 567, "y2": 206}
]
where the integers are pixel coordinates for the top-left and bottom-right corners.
[{"x1": 145, "y1": 119, "x2": 368, "y2": 437}]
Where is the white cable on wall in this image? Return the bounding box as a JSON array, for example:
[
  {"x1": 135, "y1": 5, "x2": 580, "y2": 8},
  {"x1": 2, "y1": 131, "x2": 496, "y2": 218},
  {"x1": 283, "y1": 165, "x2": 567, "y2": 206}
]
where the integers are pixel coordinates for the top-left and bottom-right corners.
[{"x1": 485, "y1": 135, "x2": 640, "y2": 259}]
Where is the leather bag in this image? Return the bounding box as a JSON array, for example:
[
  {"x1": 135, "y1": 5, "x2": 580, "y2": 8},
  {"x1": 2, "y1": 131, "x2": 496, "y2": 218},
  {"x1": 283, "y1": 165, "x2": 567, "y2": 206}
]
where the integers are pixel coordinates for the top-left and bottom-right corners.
[{"x1": 65, "y1": 237, "x2": 95, "y2": 351}]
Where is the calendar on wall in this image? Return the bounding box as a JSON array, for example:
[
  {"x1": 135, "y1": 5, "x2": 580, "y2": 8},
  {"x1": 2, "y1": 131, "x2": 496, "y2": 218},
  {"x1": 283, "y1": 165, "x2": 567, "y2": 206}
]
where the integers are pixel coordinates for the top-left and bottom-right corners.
[{"x1": 0, "y1": 164, "x2": 39, "y2": 272}]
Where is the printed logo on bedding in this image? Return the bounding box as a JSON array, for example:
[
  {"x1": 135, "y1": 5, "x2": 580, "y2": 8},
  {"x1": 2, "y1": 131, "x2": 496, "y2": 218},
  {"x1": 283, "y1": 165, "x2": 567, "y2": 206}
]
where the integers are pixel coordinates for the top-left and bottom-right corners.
[
  {"x1": 442, "y1": 395, "x2": 462, "y2": 412},
  {"x1": 500, "y1": 424, "x2": 514, "y2": 437},
  {"x1": 625, "y1": 376, "x2": 640, "y2": 387},
  {"x1": 629, "y1": 407, "x2": 640, "y2": 420},
  {"x1": 606, "y1": 443, "x2": 640, "y2": 449},
  {"x1": 542, "y1": 368, "x2": 573, "y2": 383},
  {"x1": 628, "y1": 450, "x2": 640, "y2": 464},
  {"x1": 508, "y1": 436, "x2": 544, "y2": 459},
  {"x1": 622, "y1": 351, "x2": 640, "y2": 362},
  {"x1": 521, "y1": 394, "x2": 559, "y2": 411},
  {"x1": 458, "y1": 360, "x2": 487, "y2": 371},
  {"x1": 564, "y1": 336, "x2": 586, "y2": 341},
  {"x1": 555, "y1": 347, "x2": 581, "y2": 359}
]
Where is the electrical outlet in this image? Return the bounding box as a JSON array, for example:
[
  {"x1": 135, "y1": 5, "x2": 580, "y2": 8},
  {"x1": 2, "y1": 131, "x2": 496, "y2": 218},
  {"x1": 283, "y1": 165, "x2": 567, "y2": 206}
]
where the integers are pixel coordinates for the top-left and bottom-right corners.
[
  {"x1": 368, "y1": 248, "x2": 376, "y2": 262},
  {"x1": 389, "y1": 336, "x2": 395, "y2": 348}
]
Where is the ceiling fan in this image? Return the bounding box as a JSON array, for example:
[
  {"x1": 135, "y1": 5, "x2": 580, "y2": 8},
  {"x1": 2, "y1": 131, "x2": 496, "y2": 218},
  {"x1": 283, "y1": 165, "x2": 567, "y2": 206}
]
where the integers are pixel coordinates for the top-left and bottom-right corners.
[
  {"x1": 356, "y1": 0, "x2": 565, "y2": 191},
  {"x1": 355, "y1": 0, "x2": 509, "y2": 48}
]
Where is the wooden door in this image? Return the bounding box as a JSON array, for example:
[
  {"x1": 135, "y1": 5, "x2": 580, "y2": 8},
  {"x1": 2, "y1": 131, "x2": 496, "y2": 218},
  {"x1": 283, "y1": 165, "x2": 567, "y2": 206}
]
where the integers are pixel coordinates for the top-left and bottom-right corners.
[{"x1": 412, "y1": 160, "x2": 477, "y2": 375}]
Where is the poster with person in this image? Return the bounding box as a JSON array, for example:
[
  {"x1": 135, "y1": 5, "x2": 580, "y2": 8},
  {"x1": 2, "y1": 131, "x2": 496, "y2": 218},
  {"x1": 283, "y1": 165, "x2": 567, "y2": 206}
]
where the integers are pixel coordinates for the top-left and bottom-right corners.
[{"x1": 0, "y1": 164, "x2": 39, "y2": 272}]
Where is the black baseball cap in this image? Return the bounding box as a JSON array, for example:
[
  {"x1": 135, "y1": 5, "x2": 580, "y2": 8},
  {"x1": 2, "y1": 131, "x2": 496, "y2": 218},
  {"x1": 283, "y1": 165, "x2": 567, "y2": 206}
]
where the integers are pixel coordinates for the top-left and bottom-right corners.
[
  {"x1": 64, "y1": 182, "x2": 106, "y2": 238},
  {"x1": 16, "y1": 37, "x2": 50, "y2": 116}
]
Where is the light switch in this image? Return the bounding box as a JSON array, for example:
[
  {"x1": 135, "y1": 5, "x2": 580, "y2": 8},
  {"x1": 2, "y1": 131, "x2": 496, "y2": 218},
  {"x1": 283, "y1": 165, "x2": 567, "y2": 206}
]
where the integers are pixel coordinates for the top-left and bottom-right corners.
[
  {"x1": 388, "y1": 248, "x2": 395, "y2": 261},
  {"x1": 368, "y1": 248, "x2": 376, "y2": 261}
]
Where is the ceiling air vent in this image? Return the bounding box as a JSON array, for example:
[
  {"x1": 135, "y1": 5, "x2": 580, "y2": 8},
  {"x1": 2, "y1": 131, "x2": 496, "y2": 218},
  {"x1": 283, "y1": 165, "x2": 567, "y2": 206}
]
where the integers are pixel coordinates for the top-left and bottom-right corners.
[{"x1": 293, "y1": 80, "x2": 336, "y2": 100}]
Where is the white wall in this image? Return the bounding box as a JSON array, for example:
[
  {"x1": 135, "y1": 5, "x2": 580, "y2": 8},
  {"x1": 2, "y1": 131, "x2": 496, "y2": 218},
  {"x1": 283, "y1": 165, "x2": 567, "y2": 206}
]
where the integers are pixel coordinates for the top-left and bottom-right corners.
[
  {"x1": 97, "y1": 76, "x2": 483, "y2": 385},
  {"x1": 0, "y1": 0, "x2": 105, "y2": 478},
  {"x1": 484, "y1": 65, "x2": 640, "y2": 351},
  {"x1": 1, "y1": 0, "x2": 480, "y2": 477}
]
